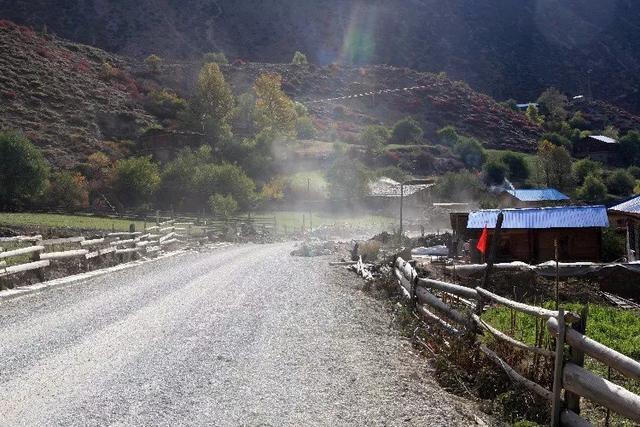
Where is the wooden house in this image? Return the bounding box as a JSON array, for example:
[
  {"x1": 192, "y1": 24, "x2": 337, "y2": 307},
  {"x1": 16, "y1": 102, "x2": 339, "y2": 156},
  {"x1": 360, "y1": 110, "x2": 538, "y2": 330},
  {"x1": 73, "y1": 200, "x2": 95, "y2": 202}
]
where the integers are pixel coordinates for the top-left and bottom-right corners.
[
  {"x1": 450, "y1": 205, "x2": 609, "y2": 263},
  {"x1": 499, "y1": 189, "x2": 569, "y2": 208}
]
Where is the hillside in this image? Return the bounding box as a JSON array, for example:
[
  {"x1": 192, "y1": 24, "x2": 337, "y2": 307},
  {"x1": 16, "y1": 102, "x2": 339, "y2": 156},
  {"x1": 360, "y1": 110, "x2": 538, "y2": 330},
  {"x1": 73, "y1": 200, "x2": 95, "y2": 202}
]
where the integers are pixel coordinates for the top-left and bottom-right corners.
[{"x1": 2, "y1": 0, "x2": 640, "y2": 113}]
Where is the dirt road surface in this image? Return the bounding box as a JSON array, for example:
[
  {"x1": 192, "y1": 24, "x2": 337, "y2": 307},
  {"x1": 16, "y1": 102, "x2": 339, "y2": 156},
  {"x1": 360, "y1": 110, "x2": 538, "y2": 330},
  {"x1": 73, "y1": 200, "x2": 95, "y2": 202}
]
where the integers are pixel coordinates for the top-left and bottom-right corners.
[{"x1": 0, "y1": 243, "x2": 482, "y2": 426}]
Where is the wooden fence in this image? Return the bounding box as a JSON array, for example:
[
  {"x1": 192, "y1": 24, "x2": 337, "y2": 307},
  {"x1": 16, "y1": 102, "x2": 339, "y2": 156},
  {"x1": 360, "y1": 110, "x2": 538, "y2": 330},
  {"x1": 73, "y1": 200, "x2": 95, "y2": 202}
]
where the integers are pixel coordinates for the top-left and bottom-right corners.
[
  {"x1": 394, "y1": 257, "x2": 640, "y2": 426},
  {"x1": 0, "y1": 219, "x2": 192, "y2": 286}
]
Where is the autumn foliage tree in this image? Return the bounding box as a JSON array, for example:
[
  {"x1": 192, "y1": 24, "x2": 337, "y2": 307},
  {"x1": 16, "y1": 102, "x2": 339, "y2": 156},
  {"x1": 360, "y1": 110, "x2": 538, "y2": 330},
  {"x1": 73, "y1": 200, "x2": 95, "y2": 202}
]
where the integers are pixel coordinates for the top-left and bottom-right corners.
[
  {"x1": 536, "y1": 140, "x2": 574, "y2": 192},
  {"x1": 193, "y1": 63, "x2": 235, "y2": 140},
  {"x1": 254, "y1": 73, "x2": 296, "y2": 133}
]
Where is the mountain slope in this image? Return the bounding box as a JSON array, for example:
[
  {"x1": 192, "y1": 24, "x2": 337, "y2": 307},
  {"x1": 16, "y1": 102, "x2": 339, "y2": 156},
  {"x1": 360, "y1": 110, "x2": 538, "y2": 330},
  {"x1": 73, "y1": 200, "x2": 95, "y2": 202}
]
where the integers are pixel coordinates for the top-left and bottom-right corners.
[{"x1": 2, "y1": 0, "x2": 640, "y2": 112}]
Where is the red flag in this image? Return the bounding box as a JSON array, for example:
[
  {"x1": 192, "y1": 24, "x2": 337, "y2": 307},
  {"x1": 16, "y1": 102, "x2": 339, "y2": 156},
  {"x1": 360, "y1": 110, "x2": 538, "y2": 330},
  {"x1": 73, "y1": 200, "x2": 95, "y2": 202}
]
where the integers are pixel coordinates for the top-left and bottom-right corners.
[{"x1": 476, "y1": 225, "x2": 488, "y2": 254}]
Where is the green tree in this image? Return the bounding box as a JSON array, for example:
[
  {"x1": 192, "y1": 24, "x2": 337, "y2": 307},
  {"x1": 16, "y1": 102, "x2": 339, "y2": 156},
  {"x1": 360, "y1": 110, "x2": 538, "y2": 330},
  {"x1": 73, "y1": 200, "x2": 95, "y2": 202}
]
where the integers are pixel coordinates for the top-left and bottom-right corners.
[
  {"x1": 602, "y1": 125, "x2": 620, "y2": 139},
  {"x1": 433, "y1": 171, "x2": 484, "y2": 202},
  {"x1": 193, "y1": 63, "x2": 235, "y2": 140},
  {"x1": 202, "y1": 52, "x2": 228, "y2": 64},
  {"x1": 391, "y1": 117, "x2": 423, "y2": 144},
  {"x1": 536, "y1": 140, "x2": 574, "y2": 192},
  {"x1": 499, "y1": 151, "x2": 530, "y2": 182},
  {"x1": 628, "y1": 166, "x2": 640, "y2": 179},
  {"x1": 144, "y1": 54, "x2": 162, "y2": 73},
  {"x1": 146, "y1": 89, "x2": 188, "y2": 119},
  {"x1": 483, "y1": 160, "x2": 508, "y2": 185},
  {"x1": 525, "y1": 104, "x2": 544, "y2": 126},
  {"x1": 195, "y1": 163, "x2": 257, "y2": 209},
  {"x1": 0, "y1": 131, "x2": 49, "y2": 209},
  {"x1": 568, "y1": 111, "x2": 589, "y2": 130},
  {"x1": 537, "y1": 87, "x2": 568, "y2": 122},
  {"x1": 361, "y1": 125, "x2": 390, "y2": 155},
  {"x1": 46, "y1": 171, "x2": 89, "y2": 209},
  {"x1": 291, "y1": 51, "x2": 309, "y2": 65},
  {"x1": 254, "y1": 73, "x2": 297, "y2": 132},
  {"x1": 295, "y1": 116, "x2": 316, "y2": 139},
  {"x1": 576, "y1": 174, "x2": 607, "y2": 203},
  {"x1": 325, "y1": 157, "x2": 371, "y2": 202},
  {"x1": 453, "y1": 137, "x2": 487, "y2": 169},
  {"x1": 606, "y1": 169, "x2": 635, "y2": 196},
  {"x1": 436, "y1": 125, "x2": 459, "y2": 146},
  {"x1": 209, "y1": 193, "x2": 238, "y2": 218},
  {"x1": 113, "y1": 156, "x2": 160, "y2": 208},
  {"x1": 617, "y1": 130, "x2": 640, "y2": 167},
  {"x1": 572, "y1": 158, "x2": 602, "y2": 186}
]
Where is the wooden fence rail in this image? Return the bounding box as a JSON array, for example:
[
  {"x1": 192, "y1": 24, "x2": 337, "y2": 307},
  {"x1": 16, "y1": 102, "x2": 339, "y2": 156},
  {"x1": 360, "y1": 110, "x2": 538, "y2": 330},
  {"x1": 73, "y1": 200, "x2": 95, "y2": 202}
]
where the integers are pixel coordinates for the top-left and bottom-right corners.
[{"x1": 394, "y1": 257, "x2": 640, "y2": 426}]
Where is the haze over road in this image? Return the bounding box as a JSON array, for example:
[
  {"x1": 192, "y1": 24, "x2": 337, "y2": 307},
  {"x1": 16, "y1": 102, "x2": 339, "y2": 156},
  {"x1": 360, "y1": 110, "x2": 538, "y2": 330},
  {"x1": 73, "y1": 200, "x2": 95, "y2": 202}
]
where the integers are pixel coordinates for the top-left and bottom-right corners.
[{"x1": 0, "y1": 243, "x2": 478, "y2": 426}]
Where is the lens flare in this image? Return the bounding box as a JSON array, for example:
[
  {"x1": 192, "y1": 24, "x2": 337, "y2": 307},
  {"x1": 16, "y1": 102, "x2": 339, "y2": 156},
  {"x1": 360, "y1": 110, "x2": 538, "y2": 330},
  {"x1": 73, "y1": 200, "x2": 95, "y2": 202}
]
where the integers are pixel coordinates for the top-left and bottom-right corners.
[{"x1": 339, "y1": 4, "x2": 378, "y2": 65}]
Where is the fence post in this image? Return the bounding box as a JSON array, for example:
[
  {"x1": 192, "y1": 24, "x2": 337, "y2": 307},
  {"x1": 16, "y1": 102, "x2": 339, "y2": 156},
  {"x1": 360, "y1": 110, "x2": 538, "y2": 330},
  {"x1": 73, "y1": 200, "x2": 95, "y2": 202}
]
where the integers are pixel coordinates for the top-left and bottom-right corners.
[
  {"x1": 566, "y1": 305, "x2": 588, "y2": 414},
  {"x1": 551, "y1": 308, "x2": 566, "y2": 426}
]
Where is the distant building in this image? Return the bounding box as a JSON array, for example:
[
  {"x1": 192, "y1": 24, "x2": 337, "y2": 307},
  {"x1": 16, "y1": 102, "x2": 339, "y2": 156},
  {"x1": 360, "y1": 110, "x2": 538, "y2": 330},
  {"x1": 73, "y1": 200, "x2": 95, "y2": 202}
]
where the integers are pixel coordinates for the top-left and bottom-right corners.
[
  {"x1": 450, "y1": 205, "x2": 609, "y2": 263},
  {"x1": 367, "y1": 177, "x2": 433, "y2": 211},
  {"x1": 516, "y1": 102, "x2": 539, "y2": 110},
  {"x1": 575, "y1": 135, "x2": 619, "y2": 163},
  {"x1": 498, "y1": 188, "x2": 569, "y2": 208}
]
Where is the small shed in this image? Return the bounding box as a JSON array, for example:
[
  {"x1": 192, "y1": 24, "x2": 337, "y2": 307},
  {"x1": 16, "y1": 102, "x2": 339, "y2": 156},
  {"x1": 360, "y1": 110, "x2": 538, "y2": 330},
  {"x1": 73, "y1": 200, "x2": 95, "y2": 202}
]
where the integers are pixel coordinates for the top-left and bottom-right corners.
[
  {"x1": 608, "y1": 195, "x2": 640, "y2": 260},
  {"x1": 367, "y1": 177, "x2": 433, "y2": 210},
  {"x1": 451, "y1": 205, "x2": 609, "y2": 263},
  {"x1": 575, "y1": 135, "x2": 618, "y2": 163},
  {"x1": 499, "y1": 188, "x2": 569, "y2": 208}
]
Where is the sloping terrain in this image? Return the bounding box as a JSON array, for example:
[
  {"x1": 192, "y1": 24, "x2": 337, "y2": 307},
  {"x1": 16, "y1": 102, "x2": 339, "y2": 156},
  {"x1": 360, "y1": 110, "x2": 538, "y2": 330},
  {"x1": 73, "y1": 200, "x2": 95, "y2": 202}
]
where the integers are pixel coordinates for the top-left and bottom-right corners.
[
  {"x1": 2, "y1": 0, "x2": 640, "y2": 113},
  {"x1": 0, "y1": 20, "x2": 157, "y2": 168}
]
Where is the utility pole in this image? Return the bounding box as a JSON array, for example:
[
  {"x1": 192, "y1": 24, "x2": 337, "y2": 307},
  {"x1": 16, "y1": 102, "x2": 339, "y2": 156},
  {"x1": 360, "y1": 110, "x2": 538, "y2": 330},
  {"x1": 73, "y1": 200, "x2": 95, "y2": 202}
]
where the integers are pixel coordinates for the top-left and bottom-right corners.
[
  {"x1": 308, "y1": 177, "x2": 312, "y2": 231},
  {"x1": 399, "y1": 183, "x2": 404, "y2": 236}
]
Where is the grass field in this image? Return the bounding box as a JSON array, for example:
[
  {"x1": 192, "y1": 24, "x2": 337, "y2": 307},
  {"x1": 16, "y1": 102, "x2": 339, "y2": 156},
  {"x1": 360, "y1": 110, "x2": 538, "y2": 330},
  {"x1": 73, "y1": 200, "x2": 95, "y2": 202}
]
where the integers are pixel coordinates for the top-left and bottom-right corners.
[
  {"x1": 287, "y1": 170, "x2": 328, "y2": 197},
  {"x1": 483, "y1": 302, "x2": 640, "y2": 425},
  {"x1": 0, "y1": 213, "x2": 146, "y2": 232},
  {"x1": 263, "y1": 210, "x2": 397, "y2": 232}
]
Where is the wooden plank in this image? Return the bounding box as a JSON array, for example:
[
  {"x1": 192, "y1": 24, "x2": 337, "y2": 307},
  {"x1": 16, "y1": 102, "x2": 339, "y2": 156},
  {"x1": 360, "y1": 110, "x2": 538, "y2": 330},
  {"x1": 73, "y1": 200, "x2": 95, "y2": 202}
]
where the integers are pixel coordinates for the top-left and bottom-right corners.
[
  {"x1": 0, "y1": 260, "x2": 6, "y2": 268},
  {"x1": 159, "y1": 226, "x2": 175, "y2": 234},
  {"x1": 547, "y1": 317, "x2": 640, "y2": 381},
  {"x1": 0, "y1": 260, "x2": 50, "y2": 276},
  {"x1": 418, "y1": 277, "x2": 478, "y2": 300},
  {"x1": 417, "y1": 304, "x2": 460, "y2": 335},
  {"x1": 473, "y1": 314, "x2": 554, "y2": 357},
  {"x1": 146, "y1": 246, "x2": 161, "y2": 253},
  {"x1": 86, "y1": 247, "x2": 116, "y2": 259},
  {"x1": 107, "y1": 232, "x2": 142, "y2": 238},
  {"x1": 159, "y1": 238, "x2": 179, "y2": 246},
  {"x1": 41, "y1": 236, "x2": 85, "y2": 246},
  {"x1": 394, "y1": 268, "x2": 412, "y2": 298},
  {"x1": 0, "y1": 245, "x2": 45, "y2": 259},
  {"x1": 135, "y1": 241, "x2": 152, "y2": 248},
  {"x1": 40, "y1": 249, "x2": 89, "y2": 260},
  {"x1": 0, "y1": 235, "x2": 42, "y2": 243},
  {"x1": 146, "y1": 226, "x2": 159, "y2": 232},
  {"x1": 115, "y1": 247, "x2": 140, "y2": 255},
  {"x1": 551, "y1": 308, "x2": 566, "y2": 426},
  {"x1": 480, "y1": 344, "x2": 553, "y2": 401},
  {"x1": 80, "y1": 238, "x2": 105, "y2": 247},
  {"x1": 159, "y1": 232, "x2": 176, "y2": 242},
  {"x1": 476, "y1": 287, "x2": 559, "y2": 319},
  {"x1": 563, "y1": 362, "x2": 640, "y2": 422},
  {"x1": 110, "y1": 239, "x2": 135, "y2": 247},
  {"x1": 561, "y1": 410, "x2": 592, "y2": 427},
  {"x1": 416, "y1": 287, "x2": 471, "y2": 327}
]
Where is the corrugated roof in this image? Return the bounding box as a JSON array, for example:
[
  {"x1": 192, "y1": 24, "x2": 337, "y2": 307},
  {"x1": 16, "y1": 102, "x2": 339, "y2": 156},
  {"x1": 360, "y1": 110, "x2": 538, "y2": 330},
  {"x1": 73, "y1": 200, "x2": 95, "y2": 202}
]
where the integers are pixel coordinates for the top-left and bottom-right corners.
[
  {"x1": 588, "y1": 135, "x2": 617, "y2": 144},
  {"x1": 368, "y1": 177, "x2": 433, "y2": 198},
  {"x1": 467, "y1": 205, "x2": 609, "y2": 229},
  {"x1": 504, "y1": 188, "x2": 569, "y2": 202},
  {"x1": 610, "y1": 195, "x2": 640, "y2": 215}
]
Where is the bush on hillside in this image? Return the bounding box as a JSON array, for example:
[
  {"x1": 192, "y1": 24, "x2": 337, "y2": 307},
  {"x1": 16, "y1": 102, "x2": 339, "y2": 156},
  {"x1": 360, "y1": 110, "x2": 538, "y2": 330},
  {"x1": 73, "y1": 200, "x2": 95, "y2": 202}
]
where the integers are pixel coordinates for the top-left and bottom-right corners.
[
  {"x1": 146, "y1": 89, "x2": 188, "y2": 119},
  {"x1": 576, "y1": 174, "x2": 607, "y2": 203},
  {"x1": 433, "y1": 171, "x2": 484, "y2": 202},
  {"x1": 391, "y1": 117, "x2": 423, "y2": 144},
  {"x1": 46, "y1": 171, "x2": 89, "y2": 209},
  {"x1": 436, "y1": 126, "x2": 458, "y2": 146},
  {"x1": 453, "y1": 137, "x2": 486, "y2": 170},
  {"x1": 606, "y1": 169, "x2": 635, "y2": 196},
  {"x1": 291, "y1": 51, "x2": 309, "y2": 65},
  {"x1": 113, "y1": 156, "x2": 160, "y2": 208},
  {"x1": 209, "y1": 193, "x2": 238, "y2": 218},
  {"x1": 144, "y1": 54, "x2": 162, "y2": 73},
  {"x1": 572, "y1": 158, "x2": 602, "y2": 186},
  {"x1": 617, "y1": 130, "x2": 640, "y2": 167},
  {"x1": 483, "y1": 160, "x2": 508, "y2": 185},
  {"x1": 499, "y1": 151, "x2": 530, "y2": 182},
  {"x1": 295, "y1": 116, "x2": 316, "y2": 139},
  {"x1": 0, "y1": 131, "x2": 49, "y2": 209},
  {"x1": 361, "y1": 125, "x2": 390, "y2": 155}
]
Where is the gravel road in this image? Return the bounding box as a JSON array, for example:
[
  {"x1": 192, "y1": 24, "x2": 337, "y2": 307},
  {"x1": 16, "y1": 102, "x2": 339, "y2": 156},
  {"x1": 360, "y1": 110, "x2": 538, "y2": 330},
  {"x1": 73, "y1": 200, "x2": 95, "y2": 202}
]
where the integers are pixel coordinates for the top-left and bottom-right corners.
[{"x1": 0, "y1": 243, "x2": 482, "y2": 426}]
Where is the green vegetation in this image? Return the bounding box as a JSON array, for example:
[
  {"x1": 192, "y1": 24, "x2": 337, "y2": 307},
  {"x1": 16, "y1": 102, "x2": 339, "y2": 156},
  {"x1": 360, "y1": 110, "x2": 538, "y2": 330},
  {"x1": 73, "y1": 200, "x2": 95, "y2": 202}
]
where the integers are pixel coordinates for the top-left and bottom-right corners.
[
  {"x1": 436, "y1": 125, "x2": 458, "y2": 146},
  {"x1": 45, "y1": 171, "x2": 89, "y2": 209},
  {"x1": 325, "y1": 156, "x2": 371, "y2": 202},
  {"x1": 0, "y1": 212, "x2": 145, "y2": 231},
  {"x1": 0, "y1": 131, "x2": 49, "y2": 209},
  {"x1": 537, "y1": 87, "x2": 567, "y2": 123},
  {"x1": 291, "y1": 51, "x2": 308, "y2": 65},
  {"x1": 295, "y1": 116, "x2": 316, "y2": 139},
  {"x1": 536, "y1": 141, "x2": 574, "y2": 193},
  {"x1": 254, "y1": 72, "x2": 297, "y2": 132},
  {"x1": 361, "y1": 125, "x2": 390, "y2": 155},
  {"x1": 391, "y1": 117, "x2": 423, "y2": 144},
  {"x1": 267, "y1": 210, "x2": 395, "y2": 232},
  {"x1": 144, "y1": 54, "x2": 162, "y2": 73},
  {"x1": 208, "y1": 193, "x2": 238, "y2": 218},
  {"x1": 193, "y1": 62, "x2": 235, "y2": 140},
  {"x1": 576, "y1": 174, "x2": 607, "y2": 204},
  {"x1": 113, "y1": 156, "x2": 161, "y2": 208},
  {"x1": 453, "y1": 137, "x2": 486, "y2": 169},
  {"x1": 146, "y1": 89, "x2": 188, "y2": 120},
  {"x1": 572, "y1": 158, "x2": 603, "y2": 186},
  {"x1": 606, "y1": 169, "x2": 635, "y2": 196}
]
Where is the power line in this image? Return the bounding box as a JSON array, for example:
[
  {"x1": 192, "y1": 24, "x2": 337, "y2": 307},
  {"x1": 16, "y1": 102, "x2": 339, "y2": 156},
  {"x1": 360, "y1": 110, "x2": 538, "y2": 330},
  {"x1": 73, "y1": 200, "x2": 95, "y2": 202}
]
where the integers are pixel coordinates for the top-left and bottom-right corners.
[{"x1": 302, "y1": 85, "x2": 428, "y2": 105}]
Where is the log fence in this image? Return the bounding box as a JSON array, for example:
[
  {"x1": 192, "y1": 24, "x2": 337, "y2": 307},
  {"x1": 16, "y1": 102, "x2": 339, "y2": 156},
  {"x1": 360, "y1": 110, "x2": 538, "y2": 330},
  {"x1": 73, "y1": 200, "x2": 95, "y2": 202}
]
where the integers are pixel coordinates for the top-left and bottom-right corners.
[{"x1": 394, "y1": 257, "x2": 640, "y2": 426}]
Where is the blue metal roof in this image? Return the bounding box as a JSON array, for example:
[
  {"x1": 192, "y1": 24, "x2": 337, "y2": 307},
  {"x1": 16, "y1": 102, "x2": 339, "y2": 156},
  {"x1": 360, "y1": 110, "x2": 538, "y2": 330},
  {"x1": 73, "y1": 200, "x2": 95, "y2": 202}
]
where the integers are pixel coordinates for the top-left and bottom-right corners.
[
  {"x1": 504, "y1": 189, "x2": 569, "y2": 202},
  {"x1": 610, "y1": 195, "x2": 640, "y2": 215},
  {"x1": 467, "y1": 205, "x2": 609, "y2": 229}
]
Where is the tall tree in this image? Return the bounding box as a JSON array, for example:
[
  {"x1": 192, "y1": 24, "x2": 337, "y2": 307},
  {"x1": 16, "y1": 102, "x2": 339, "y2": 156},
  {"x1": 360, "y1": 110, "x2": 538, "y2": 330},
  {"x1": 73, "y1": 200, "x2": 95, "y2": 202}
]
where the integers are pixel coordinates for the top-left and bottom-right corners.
[
  {"x1": 536, "y1": 140, "x2": 574, "y2": 192},
  {"x1": 254, "y1": 73, "x2": 296, "y2": 133},
  {"x1": 537, "y1": 87, "x2": 568, "y2": 123},
  {"x1": 193, "y1": 63, "x2": 235, "y2": 140}
]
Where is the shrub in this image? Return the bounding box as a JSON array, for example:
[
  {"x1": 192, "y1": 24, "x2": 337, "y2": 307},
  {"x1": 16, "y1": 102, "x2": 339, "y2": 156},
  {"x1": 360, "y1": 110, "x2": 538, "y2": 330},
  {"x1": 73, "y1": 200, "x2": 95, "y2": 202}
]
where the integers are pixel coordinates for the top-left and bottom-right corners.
[
  {"x1": 499, "y1": 151, "x2": 530, "y2": 182},
  {"x1": 209, "y1": 193, "x2": 238, "y2": 218},
  {"x1": 606, "y1": 169, "x2": 635, "y2": 196},
  {"x1": 433, "y1": 171, "x2": 484, "y2": 202},
  {"x1": 146, "y1": 89, "x2": 188, "y2": 119},
  {"x1": 144, "y1": 54, "x2": 162, "y2": 73},
  {"x1": 361, "y1": 125, "x2": 390, "y2": 155},
  {"x1": 295, "y1": 116, "x2": 316, "y2": 139},
  {"x1": 453, "y1": 137, "x2": 487, "y2": 169},
  {"x1": 46, "y1": 171, "x2": 89, "y2": 209},
  {"x1": 628, "y1": 166, "x2": 640, "y2": 179},
  {"x1": 325, "y1": 157, "x2": 371, "y2": 202},
  {"x1": 484, "y1": 160, "x2": 508, "y2": 185},
  {"x1": 391, "y1": 117, "x2": 423, "y2": 144},
  {"x1": 541, "y1": 132, "x2": 571, "y2": 150},
  {"x1": 0, "y1": 131, "x2": 49, "y2": 209},
  {"x1": 572, "y1": 158, "x2": 602, "y2": 186},
  {"x1": 525, "y1": 104, "x2": 544, "y2": 126},
  {"x1": 537, "y1": 87, "x2": 567, "y2": 122},
  {"x1": 113, "y1": 156, "x2": 160, "y2": 208},
  {"x1": 617, "y1": 130, "x2": 640, "y2": 167},
  {"x1": 602, "y1": 228, "x2": 626, "y2": 262},
  {"x1": 195, "y1": 162, "x2": 257, "y2": 209},
  {"x1": 576, "y1": 174, "x2": 607, "y2": 203},
  {"x1": 568, "y1": 111, "x2": 589, "y2": 130},
  {"x1": 291, "y1": 51, "x2": 309, "y2": 65},
  {"x1": 436, "y1": 126, "x2": 458, "y2": 146},
  {"x1": 202, "y1": 51, "x2": 228, "y2": 64}
]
